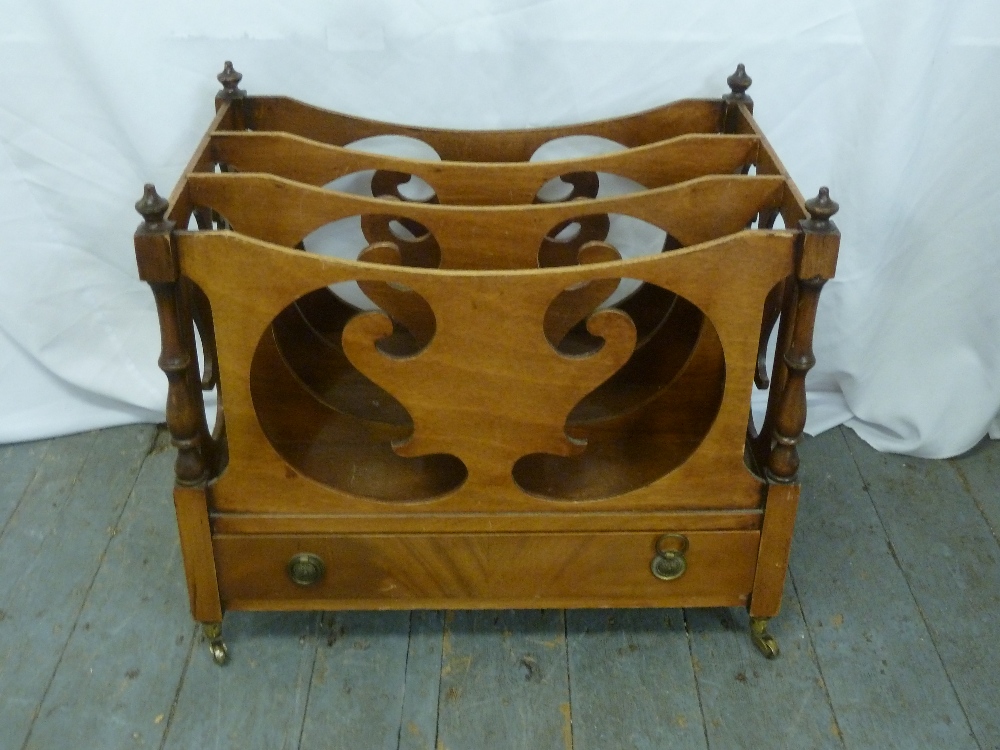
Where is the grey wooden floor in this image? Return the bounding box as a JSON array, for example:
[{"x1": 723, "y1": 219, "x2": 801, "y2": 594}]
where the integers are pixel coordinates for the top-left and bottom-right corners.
[{"x1": 1, "y1": 425, "x2": 998, "y2": 749}]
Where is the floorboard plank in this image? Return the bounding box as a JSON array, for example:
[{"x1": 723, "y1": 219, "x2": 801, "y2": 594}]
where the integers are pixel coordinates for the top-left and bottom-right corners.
[
  {"x1": 844, "y1": 427, "x2": 1000, "y2": 748},
  {"x1": 0, "y1": 438, "x2": 50, "y2": 534},
  {"x1": 566, "y1": 608, "x2": 706, "y2": 750},
  {"x1": 686, "y1": 577, "x2": 844, "y2": 750},
  {"x1": 297, "y1": 610, "x2": 411, "y2": 750},
  {"x1": 793, "y1": 429, "x2": 978, "y2": 749},
  {"x1": 161, "y1": 611, "x2": 321, "y2": 750},
  {"x1": 18, "y1": 427, "x2": 197, "y2": 750},
  {"x1": 0, "y1": 427, "x2": 154, "y2": 750},
  {"x1": 397, "y1": 610, "x2": 445, "y2": 750},
  {"x1": 948, "y1": 437, "x2": 1000, "y2": 545},
  {"x1": 435, "y1": 609, "x2": 572, "y2": 750}
]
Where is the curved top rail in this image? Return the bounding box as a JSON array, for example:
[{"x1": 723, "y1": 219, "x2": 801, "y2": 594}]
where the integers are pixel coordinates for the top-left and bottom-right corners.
[
  {"x1": 185, "y1": 172, "x2": 787, "y2": 269},
  {"x1": 248, "y1": 96, "x2": 724, "y2": 162},
  {"x1": 209, "y1": 131, "x2": 760, "y2": 206}
]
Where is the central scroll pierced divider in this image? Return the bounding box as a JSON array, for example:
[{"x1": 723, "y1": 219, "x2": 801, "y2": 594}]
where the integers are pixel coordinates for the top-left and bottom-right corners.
[{"x1": 341, "y1": 264, "x2": 638, "y2": 491}]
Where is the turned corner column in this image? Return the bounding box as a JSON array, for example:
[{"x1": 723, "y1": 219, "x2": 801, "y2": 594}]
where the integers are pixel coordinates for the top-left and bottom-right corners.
[
  {"x1": 134, "y1": 184, "x2": 209, "y2": 487},
  {"x1": 766, "y1": 187, "x2": 840, "y2": 484}
]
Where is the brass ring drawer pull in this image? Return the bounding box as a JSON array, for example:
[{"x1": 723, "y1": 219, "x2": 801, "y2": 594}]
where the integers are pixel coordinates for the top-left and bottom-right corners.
[
  {"x1": 287, "y1": 553, "x2": 326, "y2": 586},
  {"x1": 650, "y1": 534, "x2": 688, "y2": 581}
]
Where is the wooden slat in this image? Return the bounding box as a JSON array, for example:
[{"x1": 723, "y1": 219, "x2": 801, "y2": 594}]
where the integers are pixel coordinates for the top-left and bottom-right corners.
[
  {"x1": 0, "y1": 438, "x2": 49, "y2": 534},
  {"x1": 435, "y1": 609, "x2": 572, "y2": 750},
  {"x1": 251, "y1": 96, "x2": 724, "y2": 161},
  {"x1": 160, "y1": 611, "x2": 321, "y2": 750},
  {"x1": 948, "y1": 437, "x2": 1000, "y2": 545},
  {"x1": 210, "y1": 131, "x2": 759, "y2": 205},
  {"x1": 0, "y1": 426, "x2": 156, "y2": 749},
  {"x1": 297, "y1": 610, "x2": 412, "y2": 749},
  {"x1": 686, "y1": 579, "x2": 844, "y2": 749},
  {"x1": 397, "y1": 611, "x2": 446, "y2": 750},
  {"x1": 566, "y1": 609, "x2": 707, "y2": 749},
  {"x1": 186, "y1": 172, "x2": 786, "y2": 265},
  {"x1": 844, "y1": 428, "x2": 1000, "y2": 748},
  {"x1": 0, "y1": 429, "x2": 95, "y2": 746},
  {"x1": 792, "y1": 429, "x2": 978, "y2": 748}
]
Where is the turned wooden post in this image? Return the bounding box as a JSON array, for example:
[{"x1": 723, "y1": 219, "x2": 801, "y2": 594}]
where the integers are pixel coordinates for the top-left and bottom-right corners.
[
  {"x1": 135, "y1": 184, "x2": 209, "y2": 486},
  {"x1": 766, "y1": 187, "x2": 840, "y2": 483},
  {"x1": 722, "y1": 63, "x2": 753, "y2": 133}
]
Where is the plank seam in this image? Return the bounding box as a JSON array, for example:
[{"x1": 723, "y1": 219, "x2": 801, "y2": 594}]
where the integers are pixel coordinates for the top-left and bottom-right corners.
[
  {"x1": 0, "y1": 440, "x2": 52, "y2": 544},
  {"x1": 787, "y1": 569, "x2": 847, "y2": 748},
  {"x1": 682, "y1": 608, "x2": 712, "y2": 749},
  {"x1": 293, "y1": 613, "x2": 324, "y2": 750},
  {"x1": 839, "y1": 427, "x2": 982, "y2": 749},
  {"x1": 18, "y1": 427, "x2": 156, "y2": 750},
  {"x1": 394, "y1": 611, "x2": 415, "y2": 750},
  {"x1": 561, "y1": 610, "x2": 575, "y2": 750},
  {"x1": 948, "y1": 460, "x2": 1000, "y2": 551},
  {"x1": 432, "y1": 612, "x2": 450, "y2": 750},
  {"x1": 156, "y1": 625, "x2": 198, "y2": 750}
]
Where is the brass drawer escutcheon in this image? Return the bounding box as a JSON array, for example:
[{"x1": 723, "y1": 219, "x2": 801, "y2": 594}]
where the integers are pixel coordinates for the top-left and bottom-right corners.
[
  {"x1": 650, "y1": 534, "x2": 688, "y2": 581},
  {"x1": 287, "y1": 553, "x2": 326, "y2": 586}
]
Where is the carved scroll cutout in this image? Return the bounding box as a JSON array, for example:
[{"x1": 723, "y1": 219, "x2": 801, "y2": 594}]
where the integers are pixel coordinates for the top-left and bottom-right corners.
[
  {"x1": 514, "y1": 283, "x2": 726, "y2": 500},
  {"x1": 535, "y1": 171, "x2": 599, "y2": 204},
  {"x1": 539, "y1": 211, "x2": 612, "y2": 267},
  {"x1": 356, "y1": 242, "x2": 436, "y2": 352},
  {"x1": 251, "y1": 322, "x2": 467, "y2": 501},
  {"x1": 360, "y1": 207, "x2": 440, "y2": 268},
  {"x1": 341, "y1": 278, "x2": 637, "y2": 485},
  {"x1": 371, "y1": 169, "x2": 439, "y2": 204},
  {"x1": 543, "y1": 242, "x2": 622, "y2": 348}
]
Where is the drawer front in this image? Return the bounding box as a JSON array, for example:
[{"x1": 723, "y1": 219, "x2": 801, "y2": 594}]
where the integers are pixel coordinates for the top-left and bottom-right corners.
[{"x1": 215, "y1": 531, "x2": 760, "y2": 610}]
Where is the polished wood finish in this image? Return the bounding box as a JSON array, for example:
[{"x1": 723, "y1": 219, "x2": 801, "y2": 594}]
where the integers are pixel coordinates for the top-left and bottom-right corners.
[
  {"x1": 248, "y1": 96, "x2": 724, "y2": 161},
  {"x1": 749, "y1": 482, "x2": 800, "y2": 618},
  {"x1": 185, "y1": 171, "x2": 785, "y2": 269},
  {"x1": 173, "y1": 485, "x2": 223, "y2": 622},
  {"x1": 215, "y1": 530, "x2": 760, "y2": 610},
  {"x1": 136, "y1": 63, "x2": 838, "y2": 656},
  {"x1": 209, "y1": 130, "x2": 760, "y2": 205}
]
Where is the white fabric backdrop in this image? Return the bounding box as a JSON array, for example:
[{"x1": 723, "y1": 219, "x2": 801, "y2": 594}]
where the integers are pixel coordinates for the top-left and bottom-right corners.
[{"x1": 1, "y1": 0, "x2": 998, "y2": 457}]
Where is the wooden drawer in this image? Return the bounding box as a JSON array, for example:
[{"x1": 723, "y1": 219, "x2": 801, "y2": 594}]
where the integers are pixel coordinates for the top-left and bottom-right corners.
[{"x1": 214, "y1": 531, "x2": 760, "y2": 611}]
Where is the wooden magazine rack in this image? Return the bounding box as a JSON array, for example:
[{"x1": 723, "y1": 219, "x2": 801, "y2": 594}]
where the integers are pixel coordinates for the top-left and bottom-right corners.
[{"x1": 134, "y1": 63, "x2": 839, "y2": 664}]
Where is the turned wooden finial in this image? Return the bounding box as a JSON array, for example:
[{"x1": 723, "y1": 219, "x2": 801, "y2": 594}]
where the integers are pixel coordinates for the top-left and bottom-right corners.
[
  {"x1": 804, "y1": 187, "x2": 839, "y2": 231},
  {"x1": 135, "y1": 183, "x2": 169, "y2": 230},
  {"x1": 724, "y1": 63, "x2": 753, "y2": 104},
  {"x1": 216, "y1": 60, "x2": 246, "y2": 101}
]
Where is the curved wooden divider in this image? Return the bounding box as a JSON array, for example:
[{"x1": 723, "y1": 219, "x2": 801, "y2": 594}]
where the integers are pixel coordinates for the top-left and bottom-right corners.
[
  {"x1": 248, "y1": 96, "x2": 725, "y2": 161},
  {"x1": 210, "y1": 130, "x2": 759, "y2": 205},
  {"x1": 185, "y1": 172, "x2": 786, "y2": 268}
]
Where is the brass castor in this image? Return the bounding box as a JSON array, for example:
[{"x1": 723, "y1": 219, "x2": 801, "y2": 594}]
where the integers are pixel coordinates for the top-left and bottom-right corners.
[
  {"x1": 749, "y1": 617, "x2": 779, "y2": 659},
  {"x1": 203, "y1": 622, "x2": 229, "y2": 666}
]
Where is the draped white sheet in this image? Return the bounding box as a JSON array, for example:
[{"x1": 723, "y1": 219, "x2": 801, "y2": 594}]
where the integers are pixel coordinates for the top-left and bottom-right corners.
[{"x1": 1, "y1": 0, "x2": 998, "y2": 457}]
